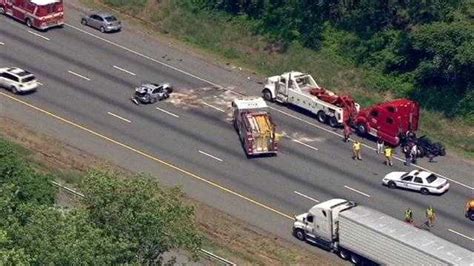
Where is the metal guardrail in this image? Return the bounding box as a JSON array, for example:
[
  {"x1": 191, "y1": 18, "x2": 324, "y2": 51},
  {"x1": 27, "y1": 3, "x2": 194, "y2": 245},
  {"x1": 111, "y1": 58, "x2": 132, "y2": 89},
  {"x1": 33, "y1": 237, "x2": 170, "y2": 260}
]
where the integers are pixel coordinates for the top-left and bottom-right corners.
[{"x1": 52, "y1": 181, "x2": 236, "y2": 265}]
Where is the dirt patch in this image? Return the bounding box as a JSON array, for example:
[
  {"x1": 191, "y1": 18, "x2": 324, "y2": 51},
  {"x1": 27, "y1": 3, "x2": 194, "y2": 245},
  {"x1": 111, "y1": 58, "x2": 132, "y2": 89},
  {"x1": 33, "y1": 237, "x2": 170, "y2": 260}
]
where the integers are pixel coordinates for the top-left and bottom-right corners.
[{"x1": 0, "y1": 116, "x2": 340, "y2": 265}]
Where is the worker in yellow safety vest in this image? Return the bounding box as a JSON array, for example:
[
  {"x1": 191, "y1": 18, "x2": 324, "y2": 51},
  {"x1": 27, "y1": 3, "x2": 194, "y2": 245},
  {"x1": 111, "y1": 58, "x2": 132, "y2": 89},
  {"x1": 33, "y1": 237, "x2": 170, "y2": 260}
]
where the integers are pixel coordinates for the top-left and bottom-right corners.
[
  {"x1": 384, "y1": 147, "x2": 393, "y2": 166},
  {"x1": 352, "y1": 141, "x2": 362, "y2": 160},
  {"x1": 404, "y1": 208, "x2": 414, "y2": 224},
  {"x1": 426, "y1": 206, "x2": 436, "y2": 227}
]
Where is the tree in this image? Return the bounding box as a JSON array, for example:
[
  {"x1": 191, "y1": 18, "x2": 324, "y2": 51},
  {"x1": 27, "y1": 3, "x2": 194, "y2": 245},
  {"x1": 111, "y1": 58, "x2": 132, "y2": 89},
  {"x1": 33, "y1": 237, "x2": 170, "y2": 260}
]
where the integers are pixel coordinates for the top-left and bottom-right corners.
[
  {"x1": 5, "y1": 204, "x2": 133, "y2": 264},
  {"x1": 80, "y1": 171, "x2": 202, "y2": 264},
  {"x1": 0, "y1": 140, "x2": 56, "y2": 206}
]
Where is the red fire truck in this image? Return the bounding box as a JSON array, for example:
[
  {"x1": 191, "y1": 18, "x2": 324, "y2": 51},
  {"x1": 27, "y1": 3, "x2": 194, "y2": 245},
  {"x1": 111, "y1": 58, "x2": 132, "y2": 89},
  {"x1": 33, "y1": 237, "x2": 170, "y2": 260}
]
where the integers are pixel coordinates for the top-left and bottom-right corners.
[
  {"x1": 0, "y1": 0, "x2": 64, "y2": 30},
  {"x1": 232, "y1": 97, "x2": 278, "y2": 156}
]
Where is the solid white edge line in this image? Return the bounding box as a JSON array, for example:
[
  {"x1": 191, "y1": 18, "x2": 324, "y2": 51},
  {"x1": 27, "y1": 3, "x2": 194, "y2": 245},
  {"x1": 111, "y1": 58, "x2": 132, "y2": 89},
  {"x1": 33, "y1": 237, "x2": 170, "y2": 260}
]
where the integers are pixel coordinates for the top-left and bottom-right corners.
[
  {"x1": 294, "y1": 191, "x2": 319, "y2": 203},
  {"x1": 113, "y1": 65, "x2": 136, "y2": 76},
  {"x1": 291, "y1": 138, "x2": 319, "y2": 151},
  {"x1": 199, "y1": 150, "x2": 223, "y2": 162},
  {"x1": 202, "y1": 101, "x2": 226, "y2": 113},
  {"x1": 107, "y1": 112, "x2": 131, "y2": 123},
  {"x1": 27, "y1": 30, "x2": 50, "y2": 41},
  {"x1": 66, "y1": 22, "x2": 473, "y2": 191},
  {"x1": 156, "y1": 107, "x2": 179, "y2": 118},
  {"x1": 448, "y1": 229, "x2": 474, "y2": 241},
  {"x1": 344, "y1": 185, "x2": 371, "y2": 197},
  {"x1": 67, "y1": 70, "x2": 91, "y2": 81}
]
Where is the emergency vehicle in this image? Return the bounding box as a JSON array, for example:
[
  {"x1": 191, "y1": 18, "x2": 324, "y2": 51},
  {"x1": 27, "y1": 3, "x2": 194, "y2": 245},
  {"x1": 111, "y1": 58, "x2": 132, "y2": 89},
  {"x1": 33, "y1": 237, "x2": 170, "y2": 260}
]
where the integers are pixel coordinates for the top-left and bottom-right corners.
[
  {"x1": 232, "y1": 97, "x2": 278, "y2": 156},
  {"x1": 262, "y1": 71, "x2": 420, "y2": 146},
  {"x1": 0, "y1": 0, "x2": 64, "y2": 30}
]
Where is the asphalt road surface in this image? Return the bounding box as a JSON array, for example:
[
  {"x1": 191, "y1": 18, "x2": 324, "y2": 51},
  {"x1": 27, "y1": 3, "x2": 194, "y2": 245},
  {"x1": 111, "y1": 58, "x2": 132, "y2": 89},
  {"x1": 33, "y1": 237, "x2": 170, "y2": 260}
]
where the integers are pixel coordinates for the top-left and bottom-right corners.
[{"x1": 1, "y1": 3, "x2": 473, "y2": 259}]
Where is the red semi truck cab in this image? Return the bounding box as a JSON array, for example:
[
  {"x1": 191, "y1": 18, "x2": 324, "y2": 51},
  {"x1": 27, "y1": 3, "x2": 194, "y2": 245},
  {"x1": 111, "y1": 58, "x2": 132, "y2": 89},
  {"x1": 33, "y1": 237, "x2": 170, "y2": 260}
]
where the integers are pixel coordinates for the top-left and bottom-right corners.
[
  {"x1": 0, "y1": 0, "x2": 64, "y2": 30},
  {"x1": 355, "y1": 99, "x2": 419, "y2": 146}
]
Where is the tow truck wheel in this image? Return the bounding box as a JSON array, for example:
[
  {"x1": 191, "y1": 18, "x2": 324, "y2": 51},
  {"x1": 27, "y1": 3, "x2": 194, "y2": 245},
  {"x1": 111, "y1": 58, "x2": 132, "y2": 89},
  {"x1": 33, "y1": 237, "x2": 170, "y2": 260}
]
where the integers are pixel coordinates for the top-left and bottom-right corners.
[
  {"x1": 26, "y1": 18, "x2": 32, "y2": 28},
  {"x1": 317, "y1": 111, "x2": 327, "y2": 123},
  {"x1": 0, "y1": 7, "x2": 5, "y2": 14},
  {"x1": 294, "y1": 229, "x2": 306, "y2": 241},
  {"x1": 328, "y1": 117, "x2": 338, "y2": 128}
]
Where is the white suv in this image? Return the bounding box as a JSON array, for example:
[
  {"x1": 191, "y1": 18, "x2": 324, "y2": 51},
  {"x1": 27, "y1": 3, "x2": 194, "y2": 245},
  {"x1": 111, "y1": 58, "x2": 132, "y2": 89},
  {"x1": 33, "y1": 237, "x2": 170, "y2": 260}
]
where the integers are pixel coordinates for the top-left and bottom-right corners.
[{"x1": 0, "y1": 67, "x2": 38, "y2": 94}]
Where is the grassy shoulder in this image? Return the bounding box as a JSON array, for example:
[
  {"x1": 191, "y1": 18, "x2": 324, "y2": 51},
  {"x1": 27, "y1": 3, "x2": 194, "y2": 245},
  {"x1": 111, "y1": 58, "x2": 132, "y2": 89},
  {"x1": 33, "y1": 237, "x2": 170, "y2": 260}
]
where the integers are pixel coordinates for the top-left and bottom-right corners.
[
  {"x1": 82, "y1": 0, "x2": 473, "y2": 159},
  {"x1": 0, "y1": 116, "x2": 340, "y2": 265}
]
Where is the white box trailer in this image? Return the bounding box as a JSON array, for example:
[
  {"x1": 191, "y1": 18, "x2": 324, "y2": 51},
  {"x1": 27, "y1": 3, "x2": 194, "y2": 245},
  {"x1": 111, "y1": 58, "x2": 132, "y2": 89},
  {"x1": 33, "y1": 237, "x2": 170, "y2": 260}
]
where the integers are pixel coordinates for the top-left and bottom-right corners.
[{"x1": 293, "y1": 199, "x2": 474, "y2": 265}]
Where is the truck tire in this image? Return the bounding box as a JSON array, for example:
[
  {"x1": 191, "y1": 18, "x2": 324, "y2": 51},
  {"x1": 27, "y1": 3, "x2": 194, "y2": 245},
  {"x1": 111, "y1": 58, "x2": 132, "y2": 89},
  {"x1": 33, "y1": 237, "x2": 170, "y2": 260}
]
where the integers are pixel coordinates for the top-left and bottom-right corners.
[
  {"x1": 468, "y1": 211, "x2": 474, "y2": 221},
  {"x1": 420, "y1": 188, "x2": 429, "y2": 195},
  {"x1": 0, "y1": 7, "x2": 5, "y2": 14},
  {"x1": 262, "y1": 89, "x2": 273, "y2": 102},
  {"x1": 350, "y1": 253, "x2": 361, "y2": 264},
  {"x1": 338, "y1": 249, "x2": 350, "y2": 260},
  {"x1": 317, "y1": 111, "x2": 327, "y2": 123},
  {"x1": 388, "y1": 181, "x2": 396, "y2": 189},
  {"x1": 328, "y1": 117, "x2": 338, "y2": 128},
  {"x1": 25, "y1": 18, "x2": 32, "y2": 28},
  {"x1": 294, "y1": 229, "x2": 306, "y2": 241},
  {"x1": 356, "y1": 123, "x2": 367, "y2": 136}
]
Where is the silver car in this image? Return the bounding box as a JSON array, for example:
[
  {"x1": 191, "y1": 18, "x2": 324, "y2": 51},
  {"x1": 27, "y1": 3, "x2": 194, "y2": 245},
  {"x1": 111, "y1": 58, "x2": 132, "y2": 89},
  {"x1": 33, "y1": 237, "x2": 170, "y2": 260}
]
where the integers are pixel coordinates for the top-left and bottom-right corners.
[{"x1": 81, "y1": 12, "x2": 121, "y2": 33}]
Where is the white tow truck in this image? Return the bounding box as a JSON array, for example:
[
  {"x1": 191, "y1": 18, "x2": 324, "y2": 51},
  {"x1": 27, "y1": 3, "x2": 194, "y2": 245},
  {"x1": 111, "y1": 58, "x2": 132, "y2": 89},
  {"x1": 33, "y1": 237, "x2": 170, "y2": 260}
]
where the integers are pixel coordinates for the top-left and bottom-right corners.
[
  {"x1": 262, "y1": 71, "x2": 360, "y2": 127},
  {"x1": 293, "y1": 199, "x2": 474, "y2": 265}
]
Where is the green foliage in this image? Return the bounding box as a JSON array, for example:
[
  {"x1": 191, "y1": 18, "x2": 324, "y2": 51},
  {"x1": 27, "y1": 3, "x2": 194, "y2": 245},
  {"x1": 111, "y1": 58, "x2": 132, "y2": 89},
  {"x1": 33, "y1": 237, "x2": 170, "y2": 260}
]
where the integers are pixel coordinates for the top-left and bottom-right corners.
[
  {"x1": 183, "y1": 0, "x2": 472, "y2": 118},
  {"x1": 6, "y1": 205, "x2": 132, "y2": 264},
  {"x1": 0, "y1": 139, "x2": 56, "y2": 206},
  {"x1": 80, "y1": 171, "x2": 202, "y2": 263},
  {"x1": 0, "y1": 138, "x2": 202, "y2": 263}
]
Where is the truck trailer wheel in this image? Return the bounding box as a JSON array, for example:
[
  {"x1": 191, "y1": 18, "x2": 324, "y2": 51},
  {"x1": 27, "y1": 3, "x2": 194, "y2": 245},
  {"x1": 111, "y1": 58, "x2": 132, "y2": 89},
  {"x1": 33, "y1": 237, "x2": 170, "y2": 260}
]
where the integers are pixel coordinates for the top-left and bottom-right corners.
[
  {"x1": 317, "y1": 111, "x2": 327, "y2": 124},
  {"x1": 294, "y1": 229, "x2": 306, "y2": 241},
  {"x1": 350, "y1": 253, "x2": 361, "y2": 264},
  {"x1": 262, "y1": 89, "x2": 273, "y2": 102},
  {"x1": 338, "y1": 249, "x2": 350, "y2": 260}
]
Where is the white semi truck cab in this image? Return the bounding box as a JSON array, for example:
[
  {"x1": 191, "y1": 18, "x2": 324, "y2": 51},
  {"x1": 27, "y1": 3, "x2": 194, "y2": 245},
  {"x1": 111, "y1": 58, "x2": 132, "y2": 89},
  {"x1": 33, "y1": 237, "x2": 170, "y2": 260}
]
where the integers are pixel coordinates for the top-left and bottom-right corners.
[{"x1": 294, "y1": 199, "x2": 474, "y2": 265}]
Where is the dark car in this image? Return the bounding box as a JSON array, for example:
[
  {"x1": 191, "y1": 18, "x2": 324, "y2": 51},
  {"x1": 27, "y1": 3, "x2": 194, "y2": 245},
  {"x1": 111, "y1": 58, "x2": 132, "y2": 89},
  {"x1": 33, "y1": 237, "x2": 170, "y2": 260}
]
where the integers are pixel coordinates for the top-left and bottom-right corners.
[
  {"x1": 132, "y1": 83, "x2": 173, "y2": 105},
  {"x1": 81, "y1": 12, "x2": 121, "y2": 33},
  {"x1": 401, "y1": 134, "x2": 446, "y2": 159}
]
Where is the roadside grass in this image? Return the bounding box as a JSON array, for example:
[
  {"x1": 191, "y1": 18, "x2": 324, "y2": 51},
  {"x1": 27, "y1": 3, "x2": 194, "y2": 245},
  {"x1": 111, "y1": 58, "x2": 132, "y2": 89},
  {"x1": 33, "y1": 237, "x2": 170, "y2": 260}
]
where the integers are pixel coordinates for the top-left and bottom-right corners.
[{"x1": 79, "y1": 0, "x2": 473, "y2": 159}]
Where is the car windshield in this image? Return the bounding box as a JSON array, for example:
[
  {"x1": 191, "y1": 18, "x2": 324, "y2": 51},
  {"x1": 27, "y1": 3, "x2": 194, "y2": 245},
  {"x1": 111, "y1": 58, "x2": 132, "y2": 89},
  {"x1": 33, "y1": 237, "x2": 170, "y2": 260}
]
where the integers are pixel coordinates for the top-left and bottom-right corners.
[
  {"x1": 105, "y1": 16, "x2": 117, "y2": 22},
  {"x1": 426, "y1": 174, "x2": 438, "y2": 183},
  {"x1": 21, "y1": 76, "x2": 36, "y2": 83}
]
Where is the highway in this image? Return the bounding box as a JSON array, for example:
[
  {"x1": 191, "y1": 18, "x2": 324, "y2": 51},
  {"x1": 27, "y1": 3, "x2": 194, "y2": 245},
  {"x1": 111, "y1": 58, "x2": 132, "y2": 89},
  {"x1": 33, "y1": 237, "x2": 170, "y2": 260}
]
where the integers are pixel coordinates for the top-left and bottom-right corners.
[{"x1": 1, "y1": 4, "x2": 473, "y2": 258}]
